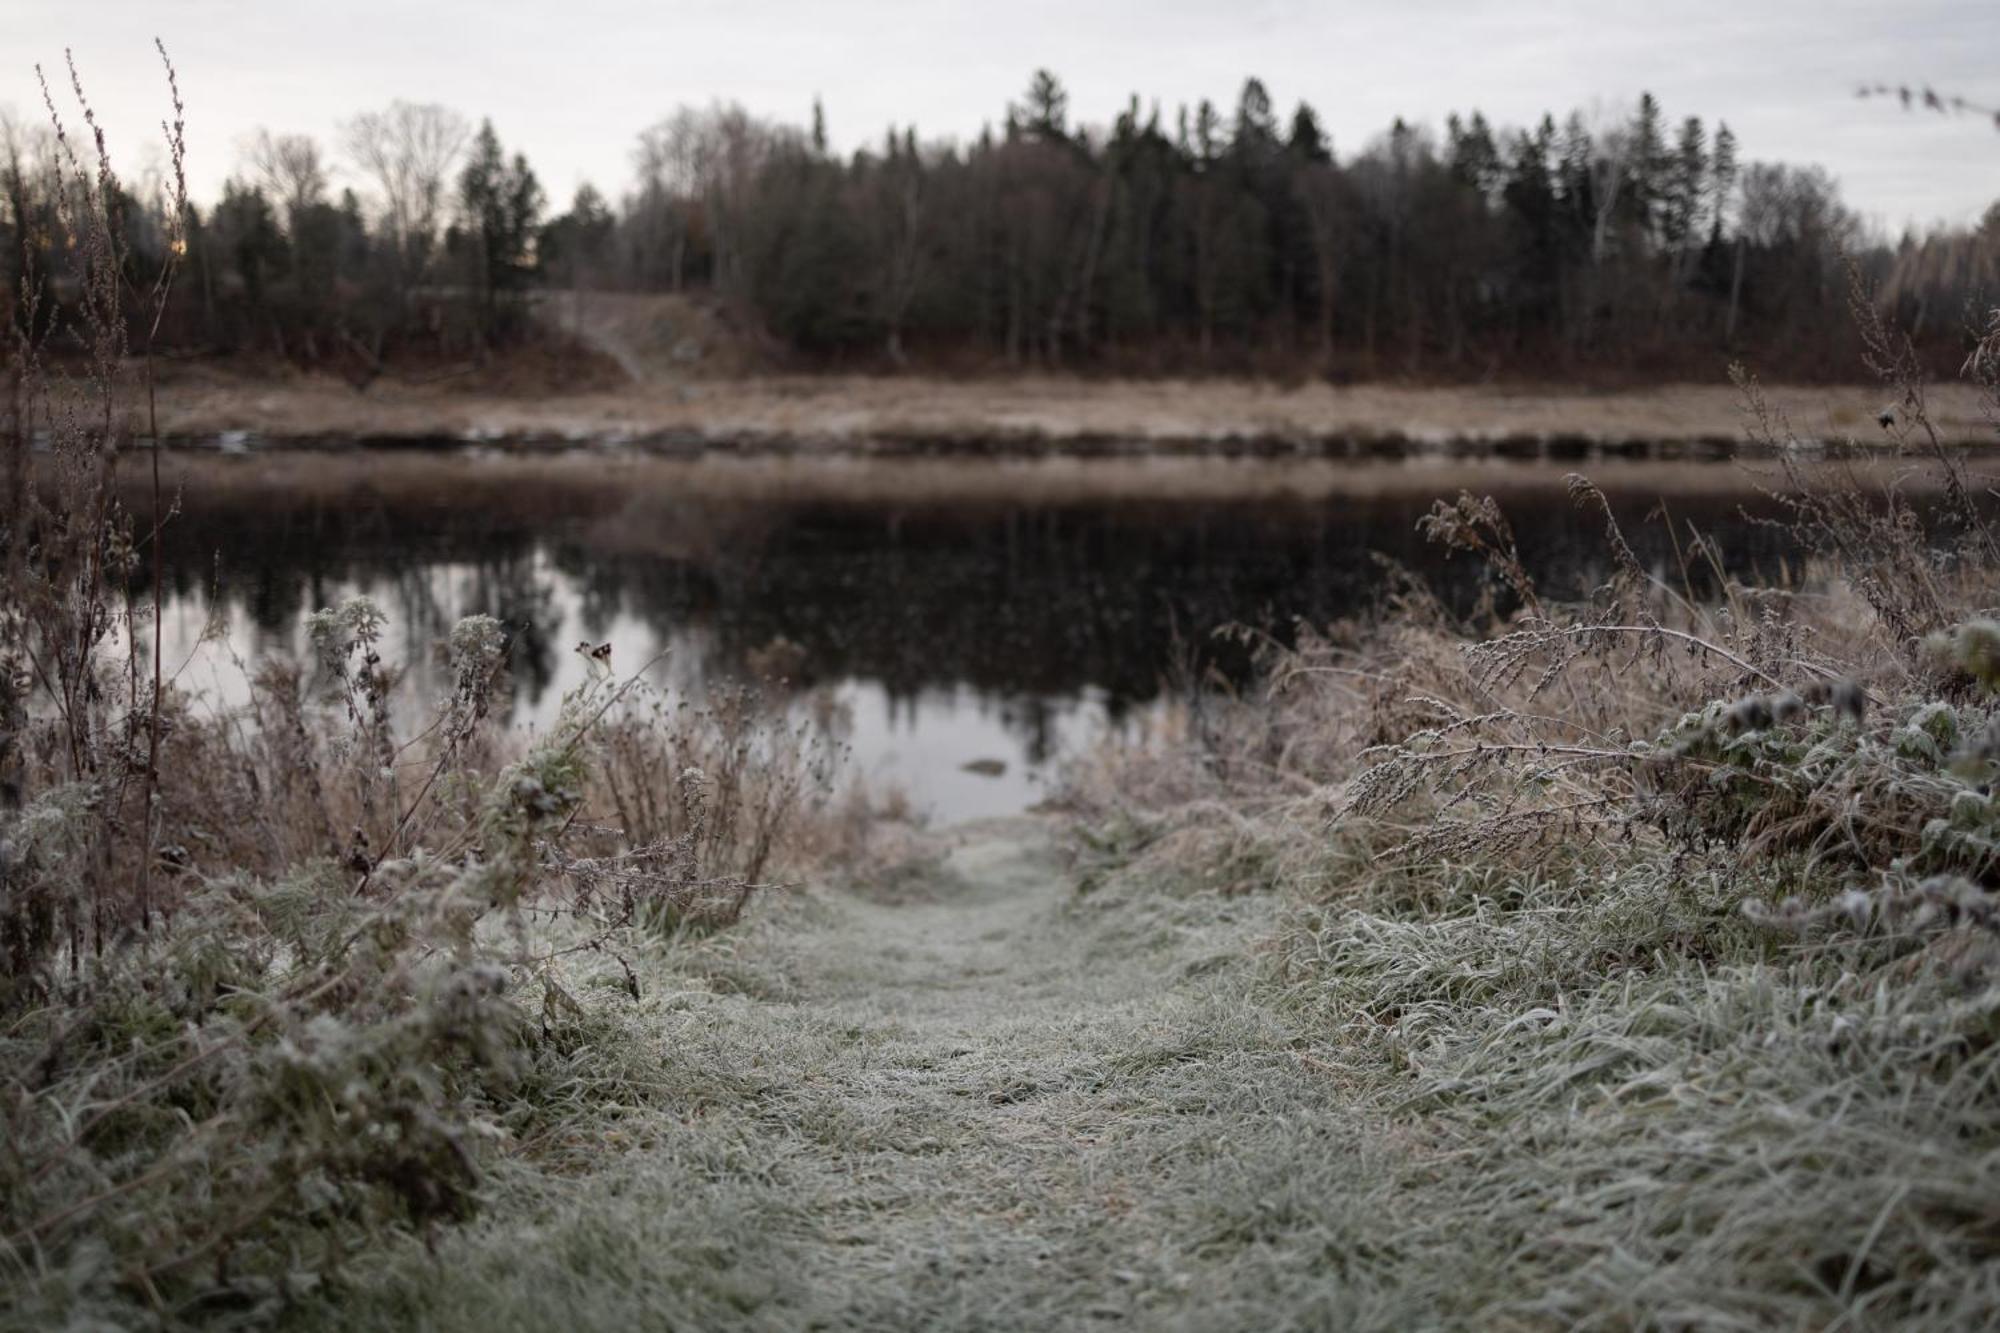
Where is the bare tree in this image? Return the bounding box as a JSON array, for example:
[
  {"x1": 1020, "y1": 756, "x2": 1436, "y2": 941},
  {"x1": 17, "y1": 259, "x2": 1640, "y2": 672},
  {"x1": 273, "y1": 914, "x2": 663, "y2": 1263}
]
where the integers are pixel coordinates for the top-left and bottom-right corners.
[
  {"x1": 246, "y1": 129, "x2": 329, "y2": 228},
  {"x1": 633, "y1": 104, "x2": 789, "y2": 304},
  {"x1": 866, "y1": 140, "x2": 927, "y2": 364},
  {"x1": 630, "y1": 109, "x2": 705, "y2": 290},
  {"x1": 1, "y1": 111, "x2": 57, "y2": 297},
  {"x1": 343, "y1": 101, "x2": 468, "y2": 294},
  {"x1": 1587, "y1": 127, "x2": 1629, "y2": 265}
]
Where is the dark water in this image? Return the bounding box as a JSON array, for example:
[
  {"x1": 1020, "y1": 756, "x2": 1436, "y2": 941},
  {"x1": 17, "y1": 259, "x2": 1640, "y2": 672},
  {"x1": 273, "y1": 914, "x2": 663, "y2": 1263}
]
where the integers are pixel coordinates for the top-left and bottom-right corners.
[{"x1": 147, "y1": 453, "x2": 1813, "y2": 821}]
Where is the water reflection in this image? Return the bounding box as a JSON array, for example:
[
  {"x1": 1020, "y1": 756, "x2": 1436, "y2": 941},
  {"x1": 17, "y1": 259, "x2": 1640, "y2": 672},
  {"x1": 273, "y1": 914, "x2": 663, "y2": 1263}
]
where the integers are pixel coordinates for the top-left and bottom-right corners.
[{"x1": 146, "y1": 453, "x2": 1815, "y2": 822}]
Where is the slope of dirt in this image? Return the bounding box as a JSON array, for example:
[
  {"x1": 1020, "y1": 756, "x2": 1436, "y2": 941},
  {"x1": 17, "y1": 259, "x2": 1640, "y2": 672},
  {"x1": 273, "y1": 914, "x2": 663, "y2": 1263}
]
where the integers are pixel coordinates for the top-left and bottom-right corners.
[{"x1": 532, "y1": 289, "x2": 769, "y2": 382}]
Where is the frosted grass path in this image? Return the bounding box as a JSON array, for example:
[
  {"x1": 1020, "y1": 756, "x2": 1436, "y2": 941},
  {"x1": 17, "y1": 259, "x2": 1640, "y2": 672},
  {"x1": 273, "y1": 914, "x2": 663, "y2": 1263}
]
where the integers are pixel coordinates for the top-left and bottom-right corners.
[{"x1": 296, "y1": 818, "x2": 1431, "y2": 1331}]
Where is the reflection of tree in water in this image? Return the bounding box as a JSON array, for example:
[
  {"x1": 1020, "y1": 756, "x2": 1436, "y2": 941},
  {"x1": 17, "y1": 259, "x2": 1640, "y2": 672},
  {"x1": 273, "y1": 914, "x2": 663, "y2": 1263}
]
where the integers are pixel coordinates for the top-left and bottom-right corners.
[
  {"x1": 388, "y1": 565, "x2": 450, "y2": 662},
  {"x1": 564, "y1": 547, "x2": 638, "y2": 638},
  {"x1": 144, "y1": 479, "x2": 1812, "y2": 766},
  {"x1": 999, "y1": 694, "x2": 1060, "y2": 768},
  {"x1": 458, "y1": 554, "x2": 563, "y2": 700}
]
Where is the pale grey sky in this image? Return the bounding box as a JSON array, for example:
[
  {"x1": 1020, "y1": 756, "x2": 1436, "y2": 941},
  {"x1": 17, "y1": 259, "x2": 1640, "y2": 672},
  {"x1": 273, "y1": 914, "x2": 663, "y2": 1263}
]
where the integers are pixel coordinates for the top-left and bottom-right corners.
[{"x1": 5, "y1": 0, "x2": 1996, "y2": 233}]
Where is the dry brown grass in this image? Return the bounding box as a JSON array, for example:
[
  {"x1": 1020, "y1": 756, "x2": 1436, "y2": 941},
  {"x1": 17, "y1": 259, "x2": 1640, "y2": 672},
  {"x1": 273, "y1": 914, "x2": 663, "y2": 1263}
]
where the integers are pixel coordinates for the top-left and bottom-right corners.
[
  {"x1": 0, "y1": 57, "x2": 848, "y2": 1326},
  {"x1": 123, "y1": 367, "x2": 2000, "y2": 451},
  {"x1": 1050, "y1": 318, "x2": 2000, "y2": 1326}
]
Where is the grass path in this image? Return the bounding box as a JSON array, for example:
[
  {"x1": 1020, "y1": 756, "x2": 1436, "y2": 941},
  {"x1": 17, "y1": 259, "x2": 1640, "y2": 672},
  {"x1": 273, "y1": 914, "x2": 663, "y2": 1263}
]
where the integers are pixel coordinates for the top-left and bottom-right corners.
[{"x1": 302, "y1": 817, "x2": 1429, "y2": 1331}]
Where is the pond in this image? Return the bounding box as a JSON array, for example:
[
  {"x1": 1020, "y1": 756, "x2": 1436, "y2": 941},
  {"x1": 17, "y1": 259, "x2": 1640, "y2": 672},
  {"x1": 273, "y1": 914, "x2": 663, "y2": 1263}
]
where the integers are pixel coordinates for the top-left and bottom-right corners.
[{"x1": 140, "y1": 450, "x2": 1829, "y2": 822}]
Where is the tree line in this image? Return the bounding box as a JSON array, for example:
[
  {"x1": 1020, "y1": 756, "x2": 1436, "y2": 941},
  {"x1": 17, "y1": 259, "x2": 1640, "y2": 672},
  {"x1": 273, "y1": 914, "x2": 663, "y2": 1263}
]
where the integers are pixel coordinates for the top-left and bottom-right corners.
[{"x1": 4, "y1": 70, "x2": 1995, "y2": 381}]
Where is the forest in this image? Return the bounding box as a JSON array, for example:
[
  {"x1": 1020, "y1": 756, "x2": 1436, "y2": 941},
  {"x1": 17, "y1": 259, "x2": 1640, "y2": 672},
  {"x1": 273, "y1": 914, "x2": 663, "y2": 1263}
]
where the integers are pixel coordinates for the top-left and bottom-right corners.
[{"x1": 4, "y1": 69, "x2": 1996, "y2": 382}]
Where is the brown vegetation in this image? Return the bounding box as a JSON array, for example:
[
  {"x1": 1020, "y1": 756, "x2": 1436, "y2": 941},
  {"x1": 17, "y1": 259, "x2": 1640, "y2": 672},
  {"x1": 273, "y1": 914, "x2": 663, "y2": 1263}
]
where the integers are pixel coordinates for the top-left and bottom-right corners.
[
  {"x1": 1056, "y1": 306, "x2": 2000, "y2": 1325},
  {"x1": 0, "y1": 56, "x2": 841, "y2": 1325},
  {"x1": 129, "y1": 361, "x2": 2000, "y2": 452}
]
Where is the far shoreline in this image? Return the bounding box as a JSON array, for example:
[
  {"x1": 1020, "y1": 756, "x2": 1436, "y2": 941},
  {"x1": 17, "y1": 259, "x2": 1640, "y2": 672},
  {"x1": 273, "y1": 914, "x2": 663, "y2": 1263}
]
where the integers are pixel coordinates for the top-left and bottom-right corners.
[{"x1": 109, "y1": 369, "x2": 2000, "y2": 458}]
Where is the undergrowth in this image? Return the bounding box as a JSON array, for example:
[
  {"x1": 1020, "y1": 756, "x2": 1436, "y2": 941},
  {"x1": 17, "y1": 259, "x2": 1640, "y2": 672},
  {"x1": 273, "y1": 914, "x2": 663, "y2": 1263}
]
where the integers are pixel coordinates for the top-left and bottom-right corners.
[
  {"x1": 0, "y1": 53, "x2": 836, "y2": 1328},
  {"x1": 1063, "y1": 293, "x2": 2000, "y2": 1325}
]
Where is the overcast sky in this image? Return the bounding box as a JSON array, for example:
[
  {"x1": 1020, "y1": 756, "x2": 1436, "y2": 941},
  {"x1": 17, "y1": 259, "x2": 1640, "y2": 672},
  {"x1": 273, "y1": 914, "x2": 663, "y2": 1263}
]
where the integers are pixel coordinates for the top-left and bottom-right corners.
[{"x1": 4, "y1": 0, "x2": 1996, "y2": 234}]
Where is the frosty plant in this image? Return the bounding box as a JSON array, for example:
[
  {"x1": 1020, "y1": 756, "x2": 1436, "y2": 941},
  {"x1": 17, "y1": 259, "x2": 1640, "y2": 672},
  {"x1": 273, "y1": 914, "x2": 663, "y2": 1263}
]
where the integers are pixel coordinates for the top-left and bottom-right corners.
[{"x1": 0, "y1": 47, "x2": 835, "y2": 1311}]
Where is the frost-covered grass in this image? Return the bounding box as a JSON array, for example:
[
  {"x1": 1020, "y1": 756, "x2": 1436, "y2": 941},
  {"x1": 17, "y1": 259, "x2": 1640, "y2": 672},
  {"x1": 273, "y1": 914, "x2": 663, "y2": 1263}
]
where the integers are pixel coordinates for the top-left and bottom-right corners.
[
  {"x1": 1056, "y1": 348, "x2": 2000, "y2": 1326},
  {"x1": 269, "y1": 795, "x2": 2000, "y2": 1332},
  {"x1": 0, "y1": 614, "x2": 838, "y2": 1326},
  {"x1": 1266, "y1": 852, "x2": 2000, "y2": 1327},
  {"x1": 2, "y1": 91, "x2": 841, "y2": 1317},
  {"x1": 10, "y1": 57, "x2": 2000, "y2": 1324},
  {"x1": 271, "y1": 827, "x2": 1450, "y2": 1333}
]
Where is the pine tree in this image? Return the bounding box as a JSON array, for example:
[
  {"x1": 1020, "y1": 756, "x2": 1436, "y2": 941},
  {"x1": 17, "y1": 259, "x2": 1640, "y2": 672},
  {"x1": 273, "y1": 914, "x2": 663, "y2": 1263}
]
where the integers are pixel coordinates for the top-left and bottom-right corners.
[
  {"x1": 1709, "y1": 122, "x2": 1738, "y2": 234},
  {"x1": 1665, "y1": 116, "x2": 1707, "y2": 269},
  {"x1": 1627, "y1": 93, "x2": 1667, "y2": 242},
  {"x1": 1447, "y1": 111, "x2": 1502, "y2": 199},
  {"x1": 1286, "y1": 102, "x2": 1331, "y2": 163},
  {"x1": 1232, "y1": 78, "x2": 1278, "y2": 156},
  {"x1": 1021, "y1": 70, "x2": 1069, "y2": 143},
  {"x1": 213, "y1": 180, "x2": 285, "y2": 318},
  {"x1": 1194, "y1": 101, "x2": 1221, "y2": 167},
  {"x1": 457, "y1": 120, "x2": 545, "y2": 342},
  {"x1": 540, "y1": 184, "x2": 615, "y2": 290}
]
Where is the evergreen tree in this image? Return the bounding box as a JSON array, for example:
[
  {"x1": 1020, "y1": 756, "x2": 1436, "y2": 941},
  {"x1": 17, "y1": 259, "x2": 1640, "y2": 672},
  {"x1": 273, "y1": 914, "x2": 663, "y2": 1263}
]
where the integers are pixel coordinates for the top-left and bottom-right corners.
[
  {"x1": 1447, "y1": 111, "x2": 1502, "y2": 199},
  {"x1": 1501, "y1": 116, "x2": 1560, "y2": 320},
  {"x1": 1232, "y1": 79, "x2": 1279, "y2": 156},
  {"x1": 1709, "y1": 122, "x2": 1739, "y2": 234},
  {"x1": 457, "y1": 120, "x2": 545, "y2": 342},
  {"x1": 213, "y1": 181, "x2": 286, "y2": 312},
  {"x1": 1286, "y1": 102, "x2": 1331, "y2": 163},
  {"x1": 1626, "y1": 92, "x2": 1667, "y2": 240},
  {"x1": 1664, "y1": 115, "x2": 1708, "y2": 265},
  {"x1": 540, "y1": 184, "x2": 615, "y2": 288},
  {"x1": 1194, "y1": 101, "x2": 1222, "y2": 166},
  {"x1": 1021, "y1": 70, "x2": 1069, "y2": 143}
]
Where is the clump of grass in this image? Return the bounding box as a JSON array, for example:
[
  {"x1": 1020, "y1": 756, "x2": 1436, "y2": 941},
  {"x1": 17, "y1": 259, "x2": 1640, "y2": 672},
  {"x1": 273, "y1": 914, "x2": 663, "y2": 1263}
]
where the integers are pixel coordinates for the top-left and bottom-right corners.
[
  {"x1": 1270, "y1": 864, "x2": 2000, "y2": 1326},
  {"x1": 0, "y1": 601, "x2": 842, "y2": 1323},
  {"x1": 0, "y1": 53, "x2": 842, "y2": 1327},
  {"x1": 1065, "y1": 293, "x2": 2000, "y2": 1322},
  {"x1": 585, "y1": 678, "x2": 839, "y2": 931}
]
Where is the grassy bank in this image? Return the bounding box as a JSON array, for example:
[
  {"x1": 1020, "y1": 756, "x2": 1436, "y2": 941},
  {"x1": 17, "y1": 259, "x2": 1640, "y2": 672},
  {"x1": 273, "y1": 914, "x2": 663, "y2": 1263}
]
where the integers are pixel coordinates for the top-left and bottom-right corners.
[
  {"x1": 1, "y1": 156, "x2": 854, "y2": 1315},
  {"x1": 1058, "y1": 351, "x2": 2000, "y2": 1323},
  {"x1": 131, "y1": 365, "x2": 2000, "y2": 455},
  {"x1": 13, "y1": 378, "x2": 2000, "y2": 1333},
  {"x1": 0, "y1": 613, "x2": 846, "y2": 1326}
]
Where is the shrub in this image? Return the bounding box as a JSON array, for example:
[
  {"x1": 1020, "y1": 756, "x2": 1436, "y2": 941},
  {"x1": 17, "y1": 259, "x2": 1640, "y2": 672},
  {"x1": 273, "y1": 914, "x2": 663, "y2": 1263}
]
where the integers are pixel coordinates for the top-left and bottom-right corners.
[{"x1": 0, "y1": 55, "x2": 839, "y2": 1324}]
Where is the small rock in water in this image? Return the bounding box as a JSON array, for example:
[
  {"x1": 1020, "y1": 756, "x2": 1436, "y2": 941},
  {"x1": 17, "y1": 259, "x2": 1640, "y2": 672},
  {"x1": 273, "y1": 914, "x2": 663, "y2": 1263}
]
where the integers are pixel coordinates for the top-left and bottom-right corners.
[{"x1": 961, "y1": 757, "x2": 1007, "y2": 778}]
